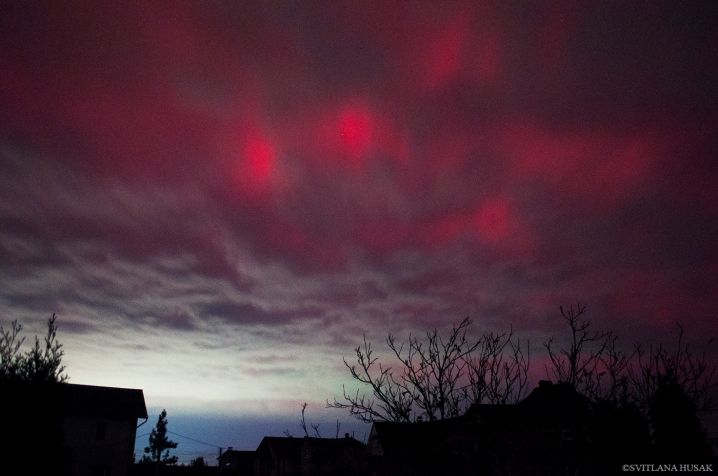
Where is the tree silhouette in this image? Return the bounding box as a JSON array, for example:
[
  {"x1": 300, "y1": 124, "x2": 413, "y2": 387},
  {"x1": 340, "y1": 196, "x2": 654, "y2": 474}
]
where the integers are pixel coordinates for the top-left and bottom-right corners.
[
  {"x1": 546, "y1": 305, "x2": 717, "y2": 411},
  {"x1": 544, "y1": 304, "x2": 717, "y2": 468},
  {"x1": 0, "y1": 314, "x2": 68, "y2": 382},
  {"x1": 145, "y1": 409, "x2": 178, "y2": 475},
  {"x1": 190, "y1": 456, "x2": 206, "y2": 476},
  {"x1": 329, "y1": 317, "x2": 529, "y2": 422},
  {"x1": 284, "y1": 402, "x2": 344, "y2": 438},
  {"x1": 650, "y1": 376, "x2": 712, "y2": 463},
  {"x1": 1, "y1": 315, "x2": 70, "y2": 474},
  {"x1": 543, "y1": 304, "x2": 612, "y2": 398}
]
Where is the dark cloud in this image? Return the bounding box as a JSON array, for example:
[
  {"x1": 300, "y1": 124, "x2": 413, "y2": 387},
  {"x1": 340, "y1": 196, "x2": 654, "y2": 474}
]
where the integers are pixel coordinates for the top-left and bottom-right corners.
[
  {"x1": 201, "y1": 302, "x2": 325, "y2": 326},
  {"x1": 59, "y1": 320, "x2": 98, "y2": 335}
]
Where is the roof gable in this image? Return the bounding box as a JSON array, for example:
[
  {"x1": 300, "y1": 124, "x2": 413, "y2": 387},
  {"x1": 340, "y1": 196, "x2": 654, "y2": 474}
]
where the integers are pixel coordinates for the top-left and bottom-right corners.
[{"x1": 0, "y1": 380, "x2": 148, "y2": 419}]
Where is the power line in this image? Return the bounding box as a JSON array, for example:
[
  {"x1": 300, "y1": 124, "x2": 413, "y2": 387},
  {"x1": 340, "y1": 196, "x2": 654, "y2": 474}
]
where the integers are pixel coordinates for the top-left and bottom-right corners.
[{"x1": 166, "y1": 430, "x2": 220, "y2": 449}]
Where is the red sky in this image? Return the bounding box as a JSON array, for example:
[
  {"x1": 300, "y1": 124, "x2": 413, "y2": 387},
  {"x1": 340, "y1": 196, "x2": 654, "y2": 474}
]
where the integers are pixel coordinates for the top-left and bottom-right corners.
[{"x1": 1, "y1": 0, "x2": 717, "y2": 462}]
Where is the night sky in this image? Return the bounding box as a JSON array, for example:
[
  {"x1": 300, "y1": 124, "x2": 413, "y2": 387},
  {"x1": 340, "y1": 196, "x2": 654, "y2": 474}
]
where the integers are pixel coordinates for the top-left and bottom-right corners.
[{"x1": 2, "y1": 1, "x2": 718, "y2": 464}]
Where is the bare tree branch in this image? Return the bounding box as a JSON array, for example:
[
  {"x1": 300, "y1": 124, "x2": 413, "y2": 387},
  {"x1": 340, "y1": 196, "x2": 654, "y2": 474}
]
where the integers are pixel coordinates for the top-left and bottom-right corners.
[
  {"x1": 329, "y1": 317, "x2": 530, "y2": 422},
  {"x1": 544, "y1": 303, "x2": 606, "y2": 395},
  {"x1": 630, "y1": 325, "x2": 717, "y2": 418}
]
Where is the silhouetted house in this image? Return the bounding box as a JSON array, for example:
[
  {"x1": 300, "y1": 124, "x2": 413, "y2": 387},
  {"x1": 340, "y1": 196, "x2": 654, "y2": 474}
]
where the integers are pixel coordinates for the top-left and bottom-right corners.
[
  {"x1": 1, "y1": 380, "x2": 147, "y2": 476},
  {"x1": 502, "y1": 381, "x2": 593, "y2": 476},
  {"x1": 463, "y1": 403, "x2": 518, "y2": 475},
  {"x1": 366, "y1": 418, "x2": 474, "y2": 476},
  {"x1": 255, "y1": 437, "x2": 303, "y2": 476},
  {"x1": 367, "y1": 381, "x2": 650, "y2": 476},
  {"x1": 465, "y1": 381, "x2": 650, "y2": 476},
  {"x1": 219, "y1": 448, "x2": 255, "y2": 475},
  {"x1": 254, "y1": 435, "x2": 366, "y2": 476},
  {"x1": 300, "y1": 435, "x2": 367, "y2": 476}
]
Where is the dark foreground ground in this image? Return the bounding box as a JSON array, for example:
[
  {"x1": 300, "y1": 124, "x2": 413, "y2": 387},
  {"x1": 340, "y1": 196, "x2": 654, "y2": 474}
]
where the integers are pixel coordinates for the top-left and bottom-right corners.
[{"x1": 133, "y1": 463, "x2": 220, "y2": 476}]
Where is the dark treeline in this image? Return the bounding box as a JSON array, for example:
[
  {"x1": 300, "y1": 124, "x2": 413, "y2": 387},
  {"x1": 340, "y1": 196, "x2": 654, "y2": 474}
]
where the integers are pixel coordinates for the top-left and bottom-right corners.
[{"x1": 329, "y1": 304, "x2": 717, "y2": 466}]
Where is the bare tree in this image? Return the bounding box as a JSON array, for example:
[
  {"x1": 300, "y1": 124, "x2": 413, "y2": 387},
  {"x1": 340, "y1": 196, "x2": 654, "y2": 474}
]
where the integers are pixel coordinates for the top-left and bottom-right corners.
[
  {"x1": 285, "y1": 402, "x2": 344, "y2": 439},
  {"x1": 630, "y1": 325, "x2": 717, "y2": 418},
  {"x1": 592, "y1": 331, "x2": 637, "y2": 407},
  {"x1": 283, "y1": 402, "x2": 311, "y2": 438},
  {"x1": 545, "y1": 305, "x2": 717, "y2": 425},
  {"x1": 465, "y1": 328, "x2": 530, "y2": 405},
  {"x1": 328, "y1": 334, "x2": 415, "y2": 423},
  {"x1": 329, "y1": 317, "x2": 530, "y2": 423},
  {"x1": 300, "y1": 402, "x2": 310, "y2": 436},
  {"x1": 544, "y1": 303, "x2": 607, "y2": 396}
]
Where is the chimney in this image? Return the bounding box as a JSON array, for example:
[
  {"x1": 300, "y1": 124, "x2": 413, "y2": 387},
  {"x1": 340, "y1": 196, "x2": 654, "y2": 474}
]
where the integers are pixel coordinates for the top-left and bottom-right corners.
[
  {"x1": 345, "y1": 433, "x2": 349, "y2": 439},
  {"x1": 228, "y1": 447, "x2": 233, "y2": 451},
  {"x1": 538, "y1": 380, "x2": 553, "y2": 388}
]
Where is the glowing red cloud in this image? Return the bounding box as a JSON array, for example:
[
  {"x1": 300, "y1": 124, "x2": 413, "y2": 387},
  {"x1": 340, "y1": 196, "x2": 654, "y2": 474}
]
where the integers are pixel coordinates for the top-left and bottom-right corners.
[
  {"x1": 471, "y1": 199, "x2": 513, "y2": 243},
  {"x1": 245, "y1": 135, "x2": 275, "y2": 184},
  {"x1": 494, "y1": 124, "x2": 658, "y2": 208},
  {"x1": 423, "y1": 17, "x2": 466, "y2": 90},
  {"x1": 422, "y1": 198, "x2": 523, "y2": 251},
  {"x1": 225, "y1": 124, "x2": 279, "y2": 199},
  {"x1": 376, "y1": 3, "x2": 501, "y2": 92},
  {"x1": 288, "y1": 101, "x2": 410, "y2": 173},
  {"x1": 339, "y1": 106, "x2": 373, "y2": 160}
]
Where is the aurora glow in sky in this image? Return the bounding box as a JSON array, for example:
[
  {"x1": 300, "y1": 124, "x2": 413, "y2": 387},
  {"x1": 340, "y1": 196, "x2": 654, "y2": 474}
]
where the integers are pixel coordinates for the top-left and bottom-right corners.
[{"x1": 1, "y1": 0, "x2": 717, "y2": 463}]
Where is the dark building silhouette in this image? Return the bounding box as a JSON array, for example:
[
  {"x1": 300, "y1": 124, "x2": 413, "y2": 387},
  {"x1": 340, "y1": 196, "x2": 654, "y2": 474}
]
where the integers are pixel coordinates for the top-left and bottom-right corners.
[
  {"x1": 254, "y1": 435, "x2": 365, "y2": 476},
  {"x1": 367, "y1": 381, "x2": 653, "y2": 476},
  {"x1": 463, "y1": 402, "x2": 518, "y2": 475},
  {"x1": 491, "y1": 381, "x2": 594, "y2": 476},
  {"x1": 366, "y1": 418, "x2": 474, "y2": 476},
  {"x1": 1, "y1": 380, "x2": 147, "y2": 476},
  {"x1": 219, "y1": 448, "x2": 255, "y2": 475}
]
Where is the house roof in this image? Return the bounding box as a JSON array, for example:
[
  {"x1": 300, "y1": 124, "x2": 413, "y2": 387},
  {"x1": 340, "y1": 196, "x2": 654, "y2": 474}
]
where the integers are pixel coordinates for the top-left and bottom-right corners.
[
  {"x1": 465, "y1": 382, "x2": 592, "y2": 427},
  {"x1": 516, "y1": 381, "x2": 590, "y2": 424},
  {"x1": 256, "y1": 436, "x2": 305, "y2": 461},
  {"x1": 0, "y1": 380, "x2": 148, "y2": 419},
  {"x1": 303, "y1": 436, "x2": 366, "y2": 452},
  {"x1": 61, "y1": 383, "x2": 148, "y2": 419}
]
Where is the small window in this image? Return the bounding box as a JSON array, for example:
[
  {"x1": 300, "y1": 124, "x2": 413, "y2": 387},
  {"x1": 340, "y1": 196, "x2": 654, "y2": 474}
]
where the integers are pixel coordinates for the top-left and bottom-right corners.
[
  {"x1": 561, "y1": 429, "x2": 573, "y2": 441},
  {"x1": 95, "y1": 422, "x2": 107, "y2": 441}
]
